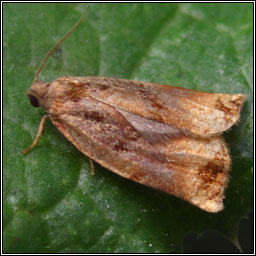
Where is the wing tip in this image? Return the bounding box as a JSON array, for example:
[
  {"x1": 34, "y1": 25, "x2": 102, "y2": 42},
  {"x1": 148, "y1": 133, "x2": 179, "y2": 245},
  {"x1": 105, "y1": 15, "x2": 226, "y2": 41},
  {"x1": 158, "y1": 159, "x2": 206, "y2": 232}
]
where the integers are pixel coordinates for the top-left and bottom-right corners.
[{"x1": 199, "y1": 199, "x2": 224, "y2": 213}]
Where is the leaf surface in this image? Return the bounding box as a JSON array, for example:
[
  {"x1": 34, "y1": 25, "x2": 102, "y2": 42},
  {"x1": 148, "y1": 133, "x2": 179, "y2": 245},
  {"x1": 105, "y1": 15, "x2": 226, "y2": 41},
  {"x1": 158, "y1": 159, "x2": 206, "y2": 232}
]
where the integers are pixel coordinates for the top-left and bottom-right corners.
[{"x1": 3, "y1": 3, "x2": 253, "y2": 253}]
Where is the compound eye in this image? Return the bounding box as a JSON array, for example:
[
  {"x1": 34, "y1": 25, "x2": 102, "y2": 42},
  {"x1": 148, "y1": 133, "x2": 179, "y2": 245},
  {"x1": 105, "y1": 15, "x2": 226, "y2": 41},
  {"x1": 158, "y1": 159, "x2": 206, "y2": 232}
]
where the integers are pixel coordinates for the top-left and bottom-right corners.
[{"x1": 28, "y1": 94, "x2": 39, "y2": 107}]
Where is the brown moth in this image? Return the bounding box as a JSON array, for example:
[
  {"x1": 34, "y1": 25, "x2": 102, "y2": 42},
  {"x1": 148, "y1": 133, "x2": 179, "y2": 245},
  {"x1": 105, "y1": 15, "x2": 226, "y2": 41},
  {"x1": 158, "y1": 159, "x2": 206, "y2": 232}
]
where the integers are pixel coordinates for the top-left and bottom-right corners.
[{"x1": 22, "y1": 7, "x2": 246, "y2": 213}]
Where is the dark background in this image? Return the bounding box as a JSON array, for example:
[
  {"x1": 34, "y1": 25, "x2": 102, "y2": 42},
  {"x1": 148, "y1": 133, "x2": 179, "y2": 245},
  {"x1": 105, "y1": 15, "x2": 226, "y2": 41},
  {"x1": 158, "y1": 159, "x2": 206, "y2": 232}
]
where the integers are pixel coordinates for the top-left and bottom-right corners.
[{"x1": 184, "y1": 210, "x2": 254, "y2": 253}]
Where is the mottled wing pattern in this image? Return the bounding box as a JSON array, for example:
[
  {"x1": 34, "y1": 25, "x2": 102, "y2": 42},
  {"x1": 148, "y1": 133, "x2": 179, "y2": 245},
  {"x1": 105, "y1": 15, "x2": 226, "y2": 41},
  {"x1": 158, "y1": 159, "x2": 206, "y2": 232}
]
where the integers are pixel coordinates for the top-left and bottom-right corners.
[
  {"x1": 50, "y1": 96, "x2": 230, "y2": 212},
  {"x1": 53, "y1": 77, "x2": 245, "y2": 137}
]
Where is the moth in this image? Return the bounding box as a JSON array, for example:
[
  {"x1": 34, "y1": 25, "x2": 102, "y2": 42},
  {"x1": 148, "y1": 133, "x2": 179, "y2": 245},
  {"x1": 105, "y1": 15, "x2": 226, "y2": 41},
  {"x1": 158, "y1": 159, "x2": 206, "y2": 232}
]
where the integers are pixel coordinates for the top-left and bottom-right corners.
[{"x1": 22, "y1": 7, "x2": 246, "y2": 213}]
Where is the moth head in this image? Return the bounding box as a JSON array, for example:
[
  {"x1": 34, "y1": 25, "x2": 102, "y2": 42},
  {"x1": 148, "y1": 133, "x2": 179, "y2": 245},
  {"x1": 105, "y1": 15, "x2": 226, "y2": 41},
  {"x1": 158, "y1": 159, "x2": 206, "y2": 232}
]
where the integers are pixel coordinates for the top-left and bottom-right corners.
[{"x1": 27, "y1": 81, "x2": 49, "y2": 108}]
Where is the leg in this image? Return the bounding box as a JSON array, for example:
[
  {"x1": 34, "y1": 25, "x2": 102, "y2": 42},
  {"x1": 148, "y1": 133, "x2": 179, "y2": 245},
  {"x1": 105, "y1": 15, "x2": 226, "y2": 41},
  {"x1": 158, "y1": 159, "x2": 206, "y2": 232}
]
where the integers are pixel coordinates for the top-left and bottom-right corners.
[
  {"x1": 89, "y1": 159, "x2": 95, "y2": 176},
  {"x1": 22, "y1": 115, "x2": 49, "y2": 155}
]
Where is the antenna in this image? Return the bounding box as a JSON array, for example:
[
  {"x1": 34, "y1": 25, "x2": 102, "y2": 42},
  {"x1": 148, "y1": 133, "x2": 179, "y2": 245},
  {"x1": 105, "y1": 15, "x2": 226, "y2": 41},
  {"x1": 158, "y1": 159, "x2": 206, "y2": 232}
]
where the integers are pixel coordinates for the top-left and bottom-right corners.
[{"x1": 34, "y1": 5, "x2": 90, "y2": 83}]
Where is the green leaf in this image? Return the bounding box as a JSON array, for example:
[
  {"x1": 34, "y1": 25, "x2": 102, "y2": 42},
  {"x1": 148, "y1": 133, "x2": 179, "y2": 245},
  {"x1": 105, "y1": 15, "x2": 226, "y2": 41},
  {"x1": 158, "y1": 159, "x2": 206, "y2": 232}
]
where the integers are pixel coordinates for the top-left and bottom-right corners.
[{"x1": 3, "y1": 3, "x2": 253, "y2": 253}]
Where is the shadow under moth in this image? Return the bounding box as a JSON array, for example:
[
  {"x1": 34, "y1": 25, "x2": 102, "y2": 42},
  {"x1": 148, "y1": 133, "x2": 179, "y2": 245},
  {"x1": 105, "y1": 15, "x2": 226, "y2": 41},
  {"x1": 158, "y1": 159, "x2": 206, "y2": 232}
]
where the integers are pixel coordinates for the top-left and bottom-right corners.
[{"x1": 22, "y1": 7, "x2": 246, "y2": 213}]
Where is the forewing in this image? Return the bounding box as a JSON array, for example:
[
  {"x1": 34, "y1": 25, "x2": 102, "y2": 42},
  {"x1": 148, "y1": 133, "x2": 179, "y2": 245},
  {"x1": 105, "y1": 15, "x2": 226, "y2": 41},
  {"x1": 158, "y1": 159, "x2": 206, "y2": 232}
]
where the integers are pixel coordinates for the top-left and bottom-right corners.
[
  {"x1": 54, "y1": 76, "x2": 246, "y2": 137},
  {"x1": 49, "y1": 96, "x2": 230, "y2": 212}
]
